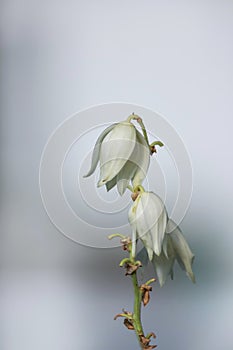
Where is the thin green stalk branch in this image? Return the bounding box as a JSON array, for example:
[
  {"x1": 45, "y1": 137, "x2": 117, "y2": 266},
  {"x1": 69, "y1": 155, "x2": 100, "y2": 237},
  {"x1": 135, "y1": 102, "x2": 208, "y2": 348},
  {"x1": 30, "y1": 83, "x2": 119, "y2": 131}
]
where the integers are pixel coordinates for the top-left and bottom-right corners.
[
  {"x1": 150, "y1": 140, "x2": 164, "y2": 147},
  {"x1": 108, "y1": 233, "x2": 126, "y2": 240},
  {"x1": 126, "y1": 113, "x2": 150, "y2": 148},
  {"x1": 136, "y1": 118, "x2": 150, "y2": 147}
]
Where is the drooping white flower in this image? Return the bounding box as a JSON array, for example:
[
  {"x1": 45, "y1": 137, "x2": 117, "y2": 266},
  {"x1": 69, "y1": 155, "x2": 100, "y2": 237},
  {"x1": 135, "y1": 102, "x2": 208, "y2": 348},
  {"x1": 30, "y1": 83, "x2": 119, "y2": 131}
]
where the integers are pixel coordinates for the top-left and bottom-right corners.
[
  {"x1": 136, "y1": 219, "x2": 195, "y2": 286},
  {"x1": 84, "y1": 121, "x2": 150, "y2": 195},
  {"x1": 152, "y1": 220, "x2": 195, "y2": 286},
  {"x1": 128, "y1": 191, "x2": 168, "y2": 260},
  {"x1": 165, "y1": 220, "x2": 195, "y2": 283}
]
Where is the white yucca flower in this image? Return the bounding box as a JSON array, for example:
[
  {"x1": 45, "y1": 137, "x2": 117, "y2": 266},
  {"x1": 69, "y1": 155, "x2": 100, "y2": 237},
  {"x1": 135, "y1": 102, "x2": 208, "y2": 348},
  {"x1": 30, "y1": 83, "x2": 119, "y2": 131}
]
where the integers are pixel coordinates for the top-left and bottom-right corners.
[
  {"x1": 128, "y1": 191, "x2": 168, "y2": 260},
  {"x1": 84, "y1": 121, "x2": 150, "y2": 195},
  {"x1": 162, "y1": 220, "x2": 195, "y2": 284},
  {"x1": 137, "y1": 220, "x2": 195, "y2": 286}
]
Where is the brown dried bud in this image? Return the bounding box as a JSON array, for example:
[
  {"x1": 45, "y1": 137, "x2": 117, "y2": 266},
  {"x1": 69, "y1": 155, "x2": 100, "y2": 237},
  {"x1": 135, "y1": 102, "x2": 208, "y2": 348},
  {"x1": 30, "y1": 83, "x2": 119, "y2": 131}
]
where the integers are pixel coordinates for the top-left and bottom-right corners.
[
  {"x1": 139, "y1": 335, "x2": 157, "y2": 349},
  {"x1": 125, "y1": 261, "x2": 142, "y2": 275},
  {"x1": 150, "y1": 145, "x2": 157, "y2": 154},
  {"x1": 120, "y1": 237, "x2": 131, "y2": 251},
  {"x1": 140, "y1": 335, "x2": 150, "y2": 346},
  {"x1": 140, "y1": 284, "x2": 153, "y2": 307},
  {"x1": 135, "y1": 116, "x2": 142, "y2": 123},
  {"x1": 123, "y1": 318, "x2": 134, "y2": 330},
  {"x1": 131, "y1": 191, "x2": 140, "y2": 201}
]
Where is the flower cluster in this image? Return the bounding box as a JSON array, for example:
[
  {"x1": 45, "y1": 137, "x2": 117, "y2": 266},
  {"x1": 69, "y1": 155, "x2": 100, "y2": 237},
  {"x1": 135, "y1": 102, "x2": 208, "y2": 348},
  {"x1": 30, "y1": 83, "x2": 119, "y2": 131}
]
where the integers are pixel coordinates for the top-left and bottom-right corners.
[{"x1": 85, "y1": 115, "x2": 195, "y2": 286}]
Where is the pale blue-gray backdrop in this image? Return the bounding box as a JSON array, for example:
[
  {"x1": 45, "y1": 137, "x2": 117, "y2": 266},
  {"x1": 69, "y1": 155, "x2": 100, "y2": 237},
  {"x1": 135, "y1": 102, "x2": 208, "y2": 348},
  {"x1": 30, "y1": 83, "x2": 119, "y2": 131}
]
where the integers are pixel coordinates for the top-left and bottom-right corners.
[{"x1": 1, "y1": 1, "x2": 233, "y2": 349}]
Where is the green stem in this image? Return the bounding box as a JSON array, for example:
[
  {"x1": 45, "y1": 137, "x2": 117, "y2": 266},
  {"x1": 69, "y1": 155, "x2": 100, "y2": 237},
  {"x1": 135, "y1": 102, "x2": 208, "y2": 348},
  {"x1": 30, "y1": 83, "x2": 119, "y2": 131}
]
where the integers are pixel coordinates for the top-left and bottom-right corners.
[
  {"x1": 150, "y1": 140, "x2": 164, "y2": 147},
  {"x1": 108, "y1": 233, "x2": 126, "y2": 240},
  {"x1": 132, "y1": 272, "x2": 144, "y2": 343},
  {"x1": 126, "y1": 114, "x2": 135, "y2": 123},
  {"x1": 136, "y1": 118, "x2": 150, "y2": 147},
  {"x1": 134, "y1": 185, "x2": 145, "y2": 193},
  {"x1": 145, "y1": 278, "x2": 156, "y2": 286},
  {"x1": 131, "y1": 229, "x2": 136, "y2": 259},
  {"x1": 129, "y1": 243, "x2": 144, "y2": 348},
  {"x1": 126, "y1": 113, "x2": 150, "y2": 147}
]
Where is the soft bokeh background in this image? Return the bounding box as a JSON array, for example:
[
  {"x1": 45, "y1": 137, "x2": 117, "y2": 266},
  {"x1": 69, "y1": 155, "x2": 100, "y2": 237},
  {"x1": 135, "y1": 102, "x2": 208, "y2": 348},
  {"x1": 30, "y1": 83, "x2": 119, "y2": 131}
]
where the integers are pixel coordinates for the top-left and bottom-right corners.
[{"x1": 1, "y1": 1, "x2": 233, "y2": 349}]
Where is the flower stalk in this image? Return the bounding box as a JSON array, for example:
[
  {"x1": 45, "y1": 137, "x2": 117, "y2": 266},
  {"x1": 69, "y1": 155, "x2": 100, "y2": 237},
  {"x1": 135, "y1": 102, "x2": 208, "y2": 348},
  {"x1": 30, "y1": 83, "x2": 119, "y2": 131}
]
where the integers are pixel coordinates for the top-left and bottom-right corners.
[
  {"x1": 132, "y1": 270, "x2": 144, "y2": 346},
  {"x1": 128, "y1": 239, "x2": 144, "y2": 342},
  {"x1": 126, "y1": 113, "x2": 150, "y2": 147},
  {"x1": 110, "y1": 234, "x2": 157, "y2": 349}
]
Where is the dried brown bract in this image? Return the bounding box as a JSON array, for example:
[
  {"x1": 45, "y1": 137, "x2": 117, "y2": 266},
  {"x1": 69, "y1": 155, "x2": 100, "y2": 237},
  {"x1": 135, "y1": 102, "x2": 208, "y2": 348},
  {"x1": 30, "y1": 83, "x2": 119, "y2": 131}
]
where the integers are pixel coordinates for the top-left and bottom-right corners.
[
  {"x1": 125, "y1": 261, "x2": 142, "y2": 275},
  {"x1": 120, "y1": 237, "x2": 131, "y2": 251},
  {"x1": 131, "y1": 191, "x2": 140, "y2": 201},
  {"x1": 140, "y1": 284, "x2": 153, "y2": 307},
  {"x1": 140, "y1": 334, "x2": 157, "y2": 349},
  {"x1": 150, "y1": 145, "x2": 157, "y2": 154},
  {"x1": 123, "y1": 318, "x2": 134, "y2": 330}
]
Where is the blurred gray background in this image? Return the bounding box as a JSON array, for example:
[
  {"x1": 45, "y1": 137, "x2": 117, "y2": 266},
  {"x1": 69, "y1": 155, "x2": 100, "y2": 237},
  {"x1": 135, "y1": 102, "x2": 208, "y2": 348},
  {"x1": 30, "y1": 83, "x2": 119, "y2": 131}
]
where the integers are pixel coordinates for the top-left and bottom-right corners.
[{"x1": 1, "y1": 1, "x2": 233, "y2": 349}]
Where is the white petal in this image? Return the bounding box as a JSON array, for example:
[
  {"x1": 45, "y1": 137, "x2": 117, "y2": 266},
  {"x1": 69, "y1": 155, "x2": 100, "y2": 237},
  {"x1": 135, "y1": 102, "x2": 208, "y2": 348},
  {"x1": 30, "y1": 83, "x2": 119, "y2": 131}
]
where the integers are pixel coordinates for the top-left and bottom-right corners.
[
  {"x1": 128, "y1": 200, "x2": 139, "y2": 258},
  {"x1": 128, "y1": 195, "x2": 141, "y2": 235},
  {"x1": 136, "y1": 192, "x2": 167, "y2": 256},
  {"x1": 132, "y1": 130, "x2": 150, "y2": 187},
  {"x1": 169, "y1": 221, "x2": 195, "y2": 283},
  {"x1": 105, "y1": 176, "x2": 117, "y2": 191},
  {"x1": 98, "y1": 122, "x2": 136, "y2": 186},
  {"x1": 162, "y1": 233, "x2": 175, "y2": 259},
  {"x1": 152, "y1": 251, "x2": 175, "y2": 287},
  {"x1": 116, "y1": 130, "x2": 149, "y2": 195},
  {"x1": 166, "y1": 219, "x2": 179, "y2": 234},
  {"x1": 136, "y1": 247, "x2": 149, "y2": 267},
  {"x1": 84, "y1": 124, "x2": 116, "y2": 177},
  {"x1": 150, "y1": 209, "x2": 167, "y2": 256},
  {"x1": 116, "y1": 160, "x2": 137, "y2": 195},
  {"x1": 144, "y1": 241, "x2": 154, "y2": 261},
  {"x1": 131, "y1": 193, "x2": 154, "y2": 260},
  {"x1": 128, "y1": 195, "x2": 154, "y2": 259}
]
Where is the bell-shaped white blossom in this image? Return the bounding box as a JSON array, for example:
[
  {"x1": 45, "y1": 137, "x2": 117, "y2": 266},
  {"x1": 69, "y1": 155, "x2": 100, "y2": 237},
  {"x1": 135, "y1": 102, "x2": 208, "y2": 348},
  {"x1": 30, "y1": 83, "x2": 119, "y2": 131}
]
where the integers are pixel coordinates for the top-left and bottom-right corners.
[
  {"x1": 152, "y1": 220, "x2": 195, "y2": 286},
  {"x1": 84, "y1": 121, "x2": 150, "y2": 195},
  {"x1": 128, "y1": 191, "x2": 168, "y2": 260},
  {"x1": 166, "y1": 220, "x2": 195, "y2": 283}
]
